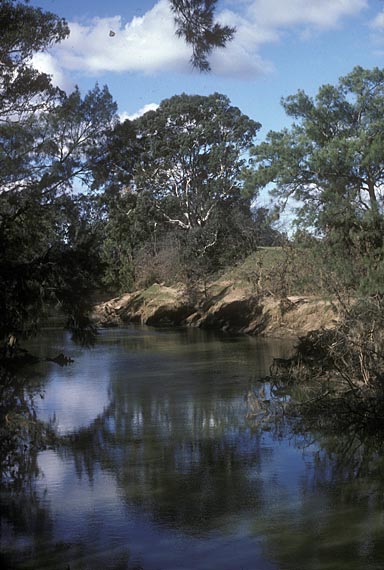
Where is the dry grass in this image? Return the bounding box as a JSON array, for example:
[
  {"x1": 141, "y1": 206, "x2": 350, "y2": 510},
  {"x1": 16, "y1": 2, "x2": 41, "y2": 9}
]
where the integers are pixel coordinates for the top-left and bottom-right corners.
[{"x1": 219, "y1": 246, "x2": 325, "y2": 297}]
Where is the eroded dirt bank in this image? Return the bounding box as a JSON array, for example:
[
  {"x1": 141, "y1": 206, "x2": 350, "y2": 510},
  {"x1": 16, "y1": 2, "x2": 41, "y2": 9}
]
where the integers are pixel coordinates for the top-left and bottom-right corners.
[{"x1": 92, "y1": 282, "x2": 338, "y2": 338}]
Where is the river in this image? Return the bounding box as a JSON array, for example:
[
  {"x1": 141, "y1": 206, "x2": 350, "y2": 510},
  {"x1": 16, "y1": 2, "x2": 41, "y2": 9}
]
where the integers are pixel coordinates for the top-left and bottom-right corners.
[{"x1": 1, "y1": 326, "x2": 384, "y2": 570}]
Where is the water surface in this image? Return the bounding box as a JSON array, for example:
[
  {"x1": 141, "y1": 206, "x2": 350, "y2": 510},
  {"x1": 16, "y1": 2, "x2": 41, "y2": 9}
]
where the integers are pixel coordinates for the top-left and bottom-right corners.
[{"x1": 1, "y1": 326, "x2": 384, "y2": 570}]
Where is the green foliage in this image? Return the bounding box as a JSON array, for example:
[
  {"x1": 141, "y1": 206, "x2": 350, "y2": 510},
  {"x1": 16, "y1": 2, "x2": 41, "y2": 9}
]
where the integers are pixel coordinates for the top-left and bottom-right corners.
[
  {"x1": 252, "y1": 206, "x2": 284, "y2": 246},
  {"x1": 0, "y1": 2, "x2": 118, "y2": 347},
  {"x1": 170, "y1": 0, "x2": 235, "y2": 71},
  {"x1": 99, "y1": 190, "x2": 139, "y2": 293},
  {"x1": 0, "y1": 0, "x2": 68, "y2": 60},
  {"x1": 133, "y1": 92, "x2": 260, "y2": 230},
  {"x1": 134, "y1": 92, "x2": 260, "y2": 263},
  {"x1": 0, "y1": 0, "x2": 68, "y2": 111},
  {"x1": 249, "y1": 66, "x2": 384, "y2": 293},
  {"x1": 91, "y1": 118, "x2": 153, "y2": 293},
  {"x1": 96, "y1": 92, "x2": 265, "y2": 292},
  {"x1": 0, "y1": 83, "x2": 117, "y2": 342}
]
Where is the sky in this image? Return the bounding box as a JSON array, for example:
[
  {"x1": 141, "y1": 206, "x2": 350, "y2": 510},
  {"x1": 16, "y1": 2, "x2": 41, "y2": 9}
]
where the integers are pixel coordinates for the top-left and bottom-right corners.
[
  {"x1": 29, "y1": 0, "x2": 384, "y2": 138},
  {"x1": 27, "y1": 0, "x2": 384, "y2": 222}
]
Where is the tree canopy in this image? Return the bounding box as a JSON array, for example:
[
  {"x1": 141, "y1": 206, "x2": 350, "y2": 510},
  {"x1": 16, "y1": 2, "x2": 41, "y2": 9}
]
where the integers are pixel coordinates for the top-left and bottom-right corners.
[
  {"x1": 250, "y1": 66, "x2": 384, "y2": 233},
  {"x1": 0, "y1": 0, "x2": 68, "y2": 118},
  {"x1": 0, "y1": 1, "x2": 118, "y2": 345},
  {"x1": 133, "y1": 92, "x2": 260, "y2": 231},
  {"x1": 248, "y1": 66, "x2": 384, "y2": 291},
  {"x1": 94, "y1": 92, "x2": 262, "y2": 290}
]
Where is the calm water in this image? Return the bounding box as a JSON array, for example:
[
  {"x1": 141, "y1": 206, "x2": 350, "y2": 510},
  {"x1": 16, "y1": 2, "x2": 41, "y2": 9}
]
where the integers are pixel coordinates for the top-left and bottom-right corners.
[{"x1": 2, "y1": 326, "x2": 384, "y2": 570}]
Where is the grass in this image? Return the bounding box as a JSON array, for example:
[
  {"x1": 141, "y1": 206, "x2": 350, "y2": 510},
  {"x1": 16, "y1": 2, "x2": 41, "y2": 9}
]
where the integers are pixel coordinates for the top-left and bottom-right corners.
[
  {"x1": 138, "y1": 283, "x2": 178, "y2": 303},
  {"x1": 219, "y1": 246, "x2": 325, "y2": 297}
]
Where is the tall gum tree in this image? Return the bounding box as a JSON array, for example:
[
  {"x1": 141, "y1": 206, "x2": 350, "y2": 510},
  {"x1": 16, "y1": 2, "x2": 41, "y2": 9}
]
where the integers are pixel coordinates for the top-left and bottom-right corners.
[
  {"x1": 133, "y1": 92, "x2": 260, "y2": 233},
  {"x1": 96, "y1": 93, "x2": 261, "y2": 285}
]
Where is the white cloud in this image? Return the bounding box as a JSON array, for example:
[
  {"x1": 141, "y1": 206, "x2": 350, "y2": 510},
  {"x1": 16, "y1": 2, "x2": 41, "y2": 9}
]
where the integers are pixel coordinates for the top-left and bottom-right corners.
[
  {"x1": 46, "y1": 0, "x2": 190, "y2": 84},
  {"x1": 368, "y1": 8, "x2": 384, "y2": 52},
  {"x1": 371, "y1": 10, "x2": 384, "y2": 30},
  {"x1": 243, "y1": 0, "x2": 367, "y2": 30},
  {"x1": 34, "y1": 0, "x2": 368, "y2": 88},
  {"x1": 209, "y1": 0, "x2": 367, "y2": 77},
  {"x1": 120, "y1": 103, "x2": 160, "y2": 122},
  {"x1": 31, "y1": 52, "x2": 75, "y2": 92}
]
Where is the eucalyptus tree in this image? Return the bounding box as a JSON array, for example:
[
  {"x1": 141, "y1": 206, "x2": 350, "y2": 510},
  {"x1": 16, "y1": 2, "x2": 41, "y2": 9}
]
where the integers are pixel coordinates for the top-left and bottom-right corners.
[
  {"x1": 128, "y1": 92, "x2": 260, "y2": 271},
  {"x1": 248, "y1": 66, "x2": 384, "y2": 291},
  {"x1": 134, "y1": 93, "x2": 260, "y2": 230}
]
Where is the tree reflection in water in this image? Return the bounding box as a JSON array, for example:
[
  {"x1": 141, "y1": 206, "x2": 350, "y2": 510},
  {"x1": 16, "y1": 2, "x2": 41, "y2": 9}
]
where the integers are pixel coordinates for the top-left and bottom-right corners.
[
  {"x1": 0, "y1": 367, "x2": 57, "y2": 570},
  {"x1": 2, "y1": 330, "x2": 384, "y2": 570},
  {"x1": 249, "y1": 381, "x2": 384, "y2": 570},
  {"x1": 256, "y1": 428, "x2": 384, "y2": 570},
  {"x1": 66, "y1": 403, "x2": 267, "y2": 535},
  {"x1": 59, "y1": 374, "x2": 384, "y2": 570}
]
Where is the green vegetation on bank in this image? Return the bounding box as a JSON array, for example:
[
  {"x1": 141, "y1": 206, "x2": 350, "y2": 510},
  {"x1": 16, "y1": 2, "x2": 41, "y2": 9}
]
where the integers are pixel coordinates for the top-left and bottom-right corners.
[{"x1": 221, "y1": 245, "x2": 325, "y2": 297}]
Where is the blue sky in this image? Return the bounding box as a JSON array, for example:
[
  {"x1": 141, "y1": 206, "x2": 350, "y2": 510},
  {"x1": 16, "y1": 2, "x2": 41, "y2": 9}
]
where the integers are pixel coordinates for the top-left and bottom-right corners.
[
  {"x1": 30, "y1": 0, "x2": 384, "y2": 140},
  {"x1": 26, "y1": 0, "x2": 384, "y2": 226}
]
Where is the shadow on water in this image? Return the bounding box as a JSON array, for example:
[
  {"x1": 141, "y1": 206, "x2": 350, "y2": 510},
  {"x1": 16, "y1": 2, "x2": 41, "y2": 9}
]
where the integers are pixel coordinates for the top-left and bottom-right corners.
[
  {"x1": 0, "y1": 366, "x2": 57, "y2": 570},
  {"x1": 2, "y1": 327, "x2": 384, "y2": 570}
]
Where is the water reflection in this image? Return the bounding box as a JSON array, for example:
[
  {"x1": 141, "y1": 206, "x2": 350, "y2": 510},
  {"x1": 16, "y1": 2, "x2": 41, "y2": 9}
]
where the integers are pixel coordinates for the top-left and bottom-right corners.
[
  {"x1": 257, "y1": 432, "x2": 384, "y2": 570},
  {"x1": 2, "y1": 327, "x2": 384, "y2": 570}
]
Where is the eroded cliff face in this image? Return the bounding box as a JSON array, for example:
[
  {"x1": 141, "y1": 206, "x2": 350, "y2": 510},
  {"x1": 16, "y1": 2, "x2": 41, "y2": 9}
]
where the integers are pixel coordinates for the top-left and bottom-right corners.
[{"x1": 92, "y1": 282, "x2": 338, "y2": 338}]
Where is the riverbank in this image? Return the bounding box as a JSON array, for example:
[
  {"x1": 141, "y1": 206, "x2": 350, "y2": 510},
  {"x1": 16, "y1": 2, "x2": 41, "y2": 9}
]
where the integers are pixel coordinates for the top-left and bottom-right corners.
[{"x1": 92, "y1": 280, "x2": 338, "y2": 338}]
